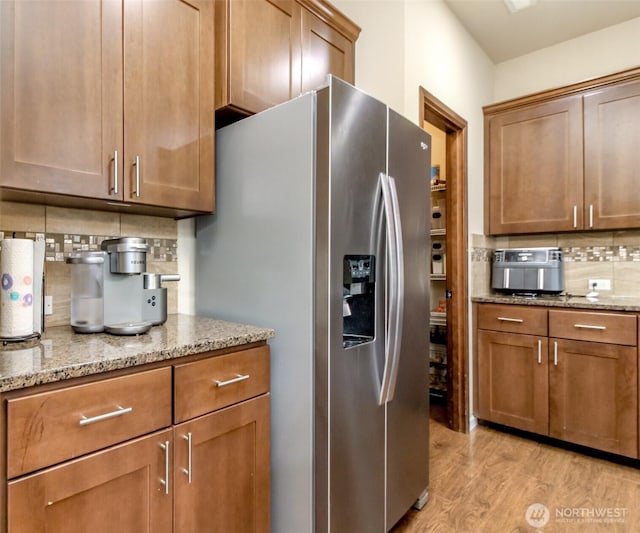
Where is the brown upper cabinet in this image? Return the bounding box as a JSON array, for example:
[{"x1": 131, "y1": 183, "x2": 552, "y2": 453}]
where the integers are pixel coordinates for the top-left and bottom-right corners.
[
  {"x1": 215, "y1": 0, "x2": 360, "y2": 125},
  {"x1": 0, "y1": 0, "x2": 214, "y2": 217},
  {"x1": 484, "y1": 68, "x2": 640, "y2": 235}
]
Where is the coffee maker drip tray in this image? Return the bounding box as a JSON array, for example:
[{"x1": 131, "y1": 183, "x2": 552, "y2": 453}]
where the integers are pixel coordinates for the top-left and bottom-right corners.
[{"x1": 104, "y1": 321, "x2": 152, "y2": 336}]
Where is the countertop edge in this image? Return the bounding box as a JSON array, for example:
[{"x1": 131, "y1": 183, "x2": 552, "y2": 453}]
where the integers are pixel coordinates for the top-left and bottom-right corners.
[
  {"x1": 472, "y1": 294, "x2": 640, "y2": 312},
  {"x1": 0, "y1": 315, "x2": 275, "y2": 393}
]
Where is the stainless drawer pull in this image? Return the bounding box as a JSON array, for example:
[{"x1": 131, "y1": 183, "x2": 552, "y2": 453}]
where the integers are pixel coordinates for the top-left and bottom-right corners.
[
  {"x1": 112, "y1": 150, "x2": 118, "y2": 194},
  {"x1": 537, "y1": 339, "x2": 542, "y2": 364},
  {"x1": 182, "y1": 432, "x2": 193, "y2": 484},
  {"x1": 497, "y1": 317, "x2": 524, "y2": 323},
  {"x1": 574, "y1": 324, "x2": 606, "y2": 330},
  {"x1": 79, "y1": 405, "x2": 133, "y2": 426},
  {"x1": 554, "y1": 341, "x2": 558, "y2": 366},
  {"x1": 133, "y1": 155, "x2": 141, "y2": 197},
  {"x1": 160, "y1": 440, "x2": 170, "y2": 495},
  {"x1": 214, "y1": 374, "x2": 250, "y2": 388}
]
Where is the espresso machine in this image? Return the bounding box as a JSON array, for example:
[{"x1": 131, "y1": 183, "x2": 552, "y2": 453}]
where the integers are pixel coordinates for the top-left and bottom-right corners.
[{"x1": 66, "y1": 237, "x2": 180, "y2": 335}]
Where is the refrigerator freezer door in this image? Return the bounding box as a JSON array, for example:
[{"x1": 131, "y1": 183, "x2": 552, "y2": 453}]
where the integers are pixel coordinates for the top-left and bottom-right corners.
[
  {"x1": 318, "y1": 77, "x2": 388, "y2": 532},
  {"x1": 385, "y1": 109, "x2": 431, "y2": 530}
]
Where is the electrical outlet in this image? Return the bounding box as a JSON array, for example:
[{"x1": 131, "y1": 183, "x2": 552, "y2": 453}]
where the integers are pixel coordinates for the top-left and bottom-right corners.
[
  {"x1": 588, "y1": 279, "x2": 611, "y2": 291},
  {"x1": 44, "y1": 295, "x2": 53, "y2": 315}
]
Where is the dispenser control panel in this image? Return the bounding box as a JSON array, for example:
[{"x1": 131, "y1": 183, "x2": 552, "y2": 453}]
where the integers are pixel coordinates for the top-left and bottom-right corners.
[{"x1": 344, "y1": 256, "x2": 375, "y2": 284}]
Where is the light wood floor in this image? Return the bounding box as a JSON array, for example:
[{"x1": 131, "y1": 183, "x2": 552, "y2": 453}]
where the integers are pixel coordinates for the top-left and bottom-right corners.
[{"x1": 391, "y1": 404, "x2": 640, "y2": 532}]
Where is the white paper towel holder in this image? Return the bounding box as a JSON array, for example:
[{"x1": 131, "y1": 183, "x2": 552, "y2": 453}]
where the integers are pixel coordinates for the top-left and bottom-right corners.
[{"x1": 0, "y1": 237, "x2": 45, "y2": 344}]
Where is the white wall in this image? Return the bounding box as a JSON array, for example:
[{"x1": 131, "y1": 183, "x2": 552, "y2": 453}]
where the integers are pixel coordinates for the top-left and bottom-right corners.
[
  {"x1": 177, "y1": 218, "x2": 196, "y2": 315},
  {"x1": 494, "y1": 17, "x2": 640, "y2": 102},
  {"x1": 332, "y1": 0, "x2": 406, "y2": 112}
]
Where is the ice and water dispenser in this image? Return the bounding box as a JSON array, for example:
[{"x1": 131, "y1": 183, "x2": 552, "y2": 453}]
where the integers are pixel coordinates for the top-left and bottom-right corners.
[{"x1": 343, "y1": 255, "x2": 375, "y2": 348}]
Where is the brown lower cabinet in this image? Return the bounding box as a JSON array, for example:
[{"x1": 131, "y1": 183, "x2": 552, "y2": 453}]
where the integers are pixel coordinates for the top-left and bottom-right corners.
[
  {"x1": 476, "y1": 303, "x2": 639, "y2": 459},
  {"x1": 2, "y1": 344, "x2": 271, "y2": 533},
  {"x1": 8, "y1": 429, "x2": 174, "y2": 533},
  {"x1": 477, "y1": 330, "x2": 549, "y2": 435},
  {"x1": 549, "y1": 338, "x2": 637, "y2": 458},
  {"x1": 174, "y1": 395, "x2": 270, "y2": 532}
]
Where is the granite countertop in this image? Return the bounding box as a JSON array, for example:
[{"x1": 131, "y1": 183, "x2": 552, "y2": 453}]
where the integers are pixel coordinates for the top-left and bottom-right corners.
[
  {"x1": 472, "y1": 293, "x2": 640, "y2": 312},
  {"x1": 0, "y1": 314, "x2": 275, "y2": 393}
]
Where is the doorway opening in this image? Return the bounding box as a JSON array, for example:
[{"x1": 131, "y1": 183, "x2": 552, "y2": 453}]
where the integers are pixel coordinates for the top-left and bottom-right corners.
[{"x1": 420, "y1": 87, "x2": 469, "y2": 432}]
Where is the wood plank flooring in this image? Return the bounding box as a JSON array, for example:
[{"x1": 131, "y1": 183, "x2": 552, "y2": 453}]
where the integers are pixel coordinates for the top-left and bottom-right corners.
[{"x1": 391, "y1": 404, "x2": 640, "y2": 532}]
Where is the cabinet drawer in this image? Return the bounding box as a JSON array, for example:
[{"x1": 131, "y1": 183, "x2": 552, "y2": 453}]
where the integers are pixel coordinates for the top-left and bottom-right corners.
[
  {"x1": 549, "y1": 310, "x2": 637, "y2": 346},
  {"x1": 477, "y1": 304, "x2": 548, "y2": 336},
  {"x1": 7, "y1": 367, "x2": 172, "y2": 478},
  {"x1": 174, "y1": 345, "x2": 270, "y2": 423}
]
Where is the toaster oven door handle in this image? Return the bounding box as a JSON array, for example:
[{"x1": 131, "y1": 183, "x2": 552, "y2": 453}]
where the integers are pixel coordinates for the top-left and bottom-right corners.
[
  {"x1": 503, "y1": 267, "x2": 510, "y2": 289},
  {"x1": 538, "y1": 268, "x2": 544, "y2": 290},
  {"x1": 497, "y1": 317, "x2": 524, "y2": 323}
]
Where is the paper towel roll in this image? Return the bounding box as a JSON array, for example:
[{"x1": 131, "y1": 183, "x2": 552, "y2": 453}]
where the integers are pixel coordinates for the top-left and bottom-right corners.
[{"x1": 0, "y1": 239, "x2": 35, "y2": 338}]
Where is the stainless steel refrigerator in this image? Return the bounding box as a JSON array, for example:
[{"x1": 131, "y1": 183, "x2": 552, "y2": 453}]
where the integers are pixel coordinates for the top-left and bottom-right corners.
[{"x1": 195, "y1": 76, "x2": 431, "y2": 533}]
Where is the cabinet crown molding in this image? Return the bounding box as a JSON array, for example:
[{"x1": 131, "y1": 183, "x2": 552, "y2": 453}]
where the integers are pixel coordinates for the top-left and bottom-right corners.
[
  {"x1": 484, "y1": 65, "x2": 640, "y2": 115},
  {"x1": 297, "y1": 0, "x2": 361, "y2": 41}
]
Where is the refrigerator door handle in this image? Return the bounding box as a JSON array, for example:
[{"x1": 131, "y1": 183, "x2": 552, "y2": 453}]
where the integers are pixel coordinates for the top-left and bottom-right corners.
[
  {"x1": 377, "y1": 173, "x2": 403, "y2": 406},
  {"x1": 386, "y1": 175, "x2": 404, "y2": 403}
]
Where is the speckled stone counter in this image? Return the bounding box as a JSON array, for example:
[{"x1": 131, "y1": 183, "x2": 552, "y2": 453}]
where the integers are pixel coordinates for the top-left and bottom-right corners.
[
  {"x1": 472, "y1": 293, "x2": 640, "y2": 312},
  {"x1": 0, "y1": 314, "x2": 275, "y2": 393}
]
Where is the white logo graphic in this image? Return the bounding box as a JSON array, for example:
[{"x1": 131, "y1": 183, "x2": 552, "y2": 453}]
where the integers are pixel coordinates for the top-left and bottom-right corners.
[{"x1": 526, "y1": 503, "x2": 550, "y2": 528}]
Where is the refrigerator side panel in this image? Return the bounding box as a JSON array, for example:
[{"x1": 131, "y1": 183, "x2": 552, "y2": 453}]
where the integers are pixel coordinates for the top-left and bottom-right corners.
[
  {"x1": 385, "y1": 109, "x2": 431, "y2": 530},
  {"x1": 325, "y1": 77, "x2": 387, "y2": 532},
  {"x1": 195, "y1": 95, "x2": 317, "y2": 533},
  {"x1": 314, "y1": 85, "x2": 330, "y2": 533}
]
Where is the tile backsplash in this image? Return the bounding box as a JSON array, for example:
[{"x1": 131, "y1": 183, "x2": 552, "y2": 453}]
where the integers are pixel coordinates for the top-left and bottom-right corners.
[
  {"x1": 471, "y1": 230, "x2": 640, "y2": 297},
  {"x1": 0, "y1": 201, "x2": 179, "y2": 327}
]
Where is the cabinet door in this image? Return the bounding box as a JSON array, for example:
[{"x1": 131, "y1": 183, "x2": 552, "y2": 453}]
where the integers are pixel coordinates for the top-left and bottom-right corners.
[
  {"x1": 124, "y1": 0, "x2": 214, "y2": 212},
  {"x1": 0, "y1": 0, "x2": 123, "y2": 200},
  {"x1": 300, "y1": 8, "x2": 355, "y2": 93},
  {"x1": 486, "y1": 95, "x2": 583, "y2": 235},
  {"x1": 477, "y1": 330, "x2": 548, "y2": 434},
  {"x1": 584, "y1": 79, "x2": 640, "y2": 229},
  {"x1": 216, "y1": 0, "x2": 301, "y2": 114},
  {"x1": 174, "y1": 394, "x2": 270, "y2": 533},
  {"x1": 7, "y1": 429, "x2": 173, "y2": 533},
  {"x1": 549, "y1": 339, "x2": 638, "y2": 458}
]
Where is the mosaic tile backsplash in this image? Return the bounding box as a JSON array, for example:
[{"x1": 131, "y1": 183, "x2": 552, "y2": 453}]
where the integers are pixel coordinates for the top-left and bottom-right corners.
[
  {"x1": 0, "y1": 231, "x2": 177, "y2": 263},
  {"x1": 471, "y1": 231, "x2": 640, "y2": 298}
]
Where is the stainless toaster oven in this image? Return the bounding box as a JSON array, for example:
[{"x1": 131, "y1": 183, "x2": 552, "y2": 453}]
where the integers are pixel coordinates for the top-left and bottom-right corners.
[{"x1": 492, "y1": 247, "x2": 563, "y2": 295}]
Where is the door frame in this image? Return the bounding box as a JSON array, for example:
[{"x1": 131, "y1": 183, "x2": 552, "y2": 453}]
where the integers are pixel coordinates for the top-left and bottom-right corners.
[{"x1": 420, "y1": 87, "x2": 469, "y2": 432}]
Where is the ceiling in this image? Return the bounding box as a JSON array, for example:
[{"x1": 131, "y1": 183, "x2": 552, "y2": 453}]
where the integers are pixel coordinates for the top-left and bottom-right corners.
[{"x1": 443, "y1": 0, "x2": 640, "y2": 63}]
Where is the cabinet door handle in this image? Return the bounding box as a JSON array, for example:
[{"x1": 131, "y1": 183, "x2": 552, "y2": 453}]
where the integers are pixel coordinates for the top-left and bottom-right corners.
[
  {"x1": 497, "y1": 317, "x2": 523, "y2": 323},
  {"x1": 574, "y1": 323, "x2": 606, "y2": 330},
  {"x1": 573, "y1": 205, "x2": 577, "y2": 228},
  {"x1": 589, "y1": 204, "x2": 594, "y2": 228},
  {"x1": 112, "y1": 150, "x2": 118, "y2": 195},
  {"x1": 214, "y1": 373, "x2": 250, "y2": 387},
  {"x1": 133, "y1": 155, "x2": 141, "y2": 197},
  {"x1": 79, "y1": 405, "x2": 133, "y2": 426},
  {"x1": 160, "y1": 440, "x2": 170, "y2": 495},
  {"x1": 537, "y1": 339, "x2": 542, "y2": 364},
  {"x1": 553, "y1": 341, "x2": 558, "y2": 366},
  {"x1": 182, "y1": 432, "x2": 192, "y2": 484}
]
